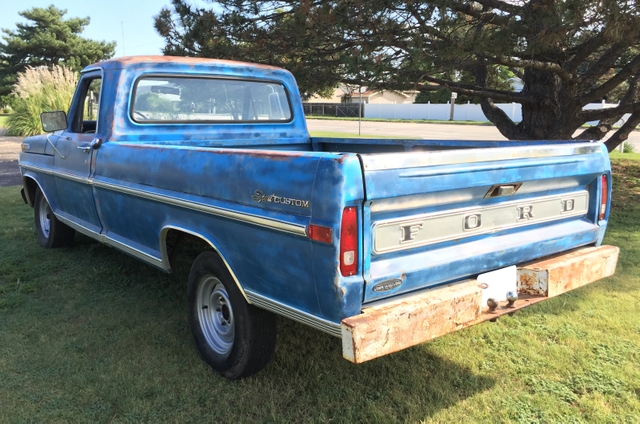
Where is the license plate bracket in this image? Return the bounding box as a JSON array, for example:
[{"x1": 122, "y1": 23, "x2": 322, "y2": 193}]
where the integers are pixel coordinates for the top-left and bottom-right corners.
[{"x1": 477, "y1": 265, "x2": 517, "y2": 307}]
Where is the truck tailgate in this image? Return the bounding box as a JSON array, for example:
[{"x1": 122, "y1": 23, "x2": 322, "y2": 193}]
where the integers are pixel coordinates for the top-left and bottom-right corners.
[{"x1": 359, "y1": 142, "x2": 610, "y2": 303}]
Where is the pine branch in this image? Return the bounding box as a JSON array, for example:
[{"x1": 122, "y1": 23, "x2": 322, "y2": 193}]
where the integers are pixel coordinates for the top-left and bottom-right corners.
[
  {"x1": 420, "y1": 75, "x2": 530, "y2": 104},
  {"x1": 404, "y1": 4, "x2": 454, "y2": 43},
  {"x1": 564, "y1": 35, "x2": 606, "y2": 74},
  {"x1": 580, "y1": 102, "x2": 640, "y2": 122},
  {"x1": 580, "y1": 54, "x2": 640, "y2": 105},
  {"x1": 604, "y1": 111, "x2": 640, "y2": 152},
  {"x1": 472, "y1": 0, "x2": 523, "y2": 14},
  {"x1": 479, "y1": 97, "x2": 520, "y2": 139},
  {"x1": 573, "y1": 116, "x2": 620, "y2": 141},
  {"x1": 577, "y1": 42, "x2": 631, "y2": 90},
  {"x1": 484, "y1": 55, "x2": 573, "y2": 82},
  {"x1": 447, "y1": 2, "x2": 512, "y2": 26}
]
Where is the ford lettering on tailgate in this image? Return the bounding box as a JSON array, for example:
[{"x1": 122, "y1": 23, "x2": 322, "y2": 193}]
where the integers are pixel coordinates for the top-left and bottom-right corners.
[{"x1": 372, "y1": 191, "x2": 589, "y2": 254}]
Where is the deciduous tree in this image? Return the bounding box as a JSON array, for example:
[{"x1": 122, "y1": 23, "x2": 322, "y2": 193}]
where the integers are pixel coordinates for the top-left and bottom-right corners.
[{"x1": 155, "y1": 0, "x2": 640, "y2": 150}]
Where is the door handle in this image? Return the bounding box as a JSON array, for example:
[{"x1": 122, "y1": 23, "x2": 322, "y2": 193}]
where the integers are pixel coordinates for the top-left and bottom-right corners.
[{"x1": 77, "y1": 145, "x2": 92, "y2": 153}]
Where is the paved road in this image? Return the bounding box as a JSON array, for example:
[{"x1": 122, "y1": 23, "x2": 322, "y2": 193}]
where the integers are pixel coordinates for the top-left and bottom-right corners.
[
  {"x1": 306, "y1": 119, "x2": 640, "y2": 150},
  {"x1": 0, "y1": 160, "x2": 21, "y2": 187},
  {"x1": 0, "y1": 130, "x2": 23, "y2": 186}
]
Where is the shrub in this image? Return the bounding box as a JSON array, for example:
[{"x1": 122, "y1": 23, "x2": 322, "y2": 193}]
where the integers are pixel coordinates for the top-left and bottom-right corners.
[
  {"x1": 6, "y1": 66, "x2": 77, "y2": 136},
  {"x1": 622, "y1": 141, "x2": 636, "y2": 153}
]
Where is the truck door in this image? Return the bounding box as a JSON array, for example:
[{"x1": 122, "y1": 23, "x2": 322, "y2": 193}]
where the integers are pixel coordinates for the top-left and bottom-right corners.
[{"x1": 52, "y1": 71, "x2": 103, "y2": 235}]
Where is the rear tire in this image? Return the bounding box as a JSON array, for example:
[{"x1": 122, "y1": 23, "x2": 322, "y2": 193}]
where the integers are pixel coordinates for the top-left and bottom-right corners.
[
  {"x1": 34, "y1": 188, "x2": 75, "y2": 248},
  {"x1": 187, "y1": 251, "x2": 276, "y2": 379}
]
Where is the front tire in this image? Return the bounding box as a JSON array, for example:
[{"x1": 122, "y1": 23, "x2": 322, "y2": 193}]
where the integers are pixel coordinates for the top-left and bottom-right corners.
[
  {"x1": 187, "y1": 251, "x2": 276, "y2": 379},
  {"x1": 34, "y1": 188, "x2": 75, "y2": 248}
]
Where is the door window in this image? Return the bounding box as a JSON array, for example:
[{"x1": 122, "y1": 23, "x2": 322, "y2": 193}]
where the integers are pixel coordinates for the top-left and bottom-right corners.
[{"x1": 71, "y1": 77, "x2": 102, "y2": 133}]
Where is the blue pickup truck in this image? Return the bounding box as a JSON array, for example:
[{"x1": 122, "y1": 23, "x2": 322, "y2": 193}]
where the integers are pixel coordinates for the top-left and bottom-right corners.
[{"x1": 18, "y1": 56, "x2": 619, "y2": 379}]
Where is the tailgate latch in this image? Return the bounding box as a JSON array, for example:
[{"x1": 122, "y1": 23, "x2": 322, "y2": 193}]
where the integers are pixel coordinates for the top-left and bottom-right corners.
[{"x1": 484, "y1": 183, "x2": 522, "y2": 198}]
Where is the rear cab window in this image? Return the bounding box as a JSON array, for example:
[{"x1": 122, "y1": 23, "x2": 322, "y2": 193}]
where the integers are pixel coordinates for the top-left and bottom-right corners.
[{"x1": 131, "y1": 76, "x2": 292, "y2": 123}]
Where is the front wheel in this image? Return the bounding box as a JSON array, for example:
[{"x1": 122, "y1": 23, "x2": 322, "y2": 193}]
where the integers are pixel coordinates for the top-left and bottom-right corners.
[
  {"x1": 187, "y1": 251, "x2": 276, "y2": 379},
  {"x1": 34, "y1": 188, "x2": 75, "y2": 248}
]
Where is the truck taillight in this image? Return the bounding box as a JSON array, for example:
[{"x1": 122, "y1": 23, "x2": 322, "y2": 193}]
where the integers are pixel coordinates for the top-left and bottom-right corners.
[
  {"x1": 599, "y1": 174, "x2": 608, "y2": 221},
  {"x1": 340, "y1": 207, "x2": 358, "y2": 276}
]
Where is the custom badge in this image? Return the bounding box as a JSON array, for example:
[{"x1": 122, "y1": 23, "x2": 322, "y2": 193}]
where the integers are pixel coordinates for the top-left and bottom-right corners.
[
  {"x1": 252, "y1": 190, "x2": 310, "y2": 208},
  {"x1": 372, "y1": 279, "x2": 403, "y2": 293}
]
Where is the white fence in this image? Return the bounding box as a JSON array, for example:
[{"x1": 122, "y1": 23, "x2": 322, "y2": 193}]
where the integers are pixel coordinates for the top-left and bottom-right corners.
[{"x1": 365, "y1": 102, "x2": 630, "y2": 126}]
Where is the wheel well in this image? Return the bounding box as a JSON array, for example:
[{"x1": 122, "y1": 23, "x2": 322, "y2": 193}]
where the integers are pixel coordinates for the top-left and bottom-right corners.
[
  {"x1": 23, "y1": 177, "x2": 39, "y2": 207},
  {"x1": 164, "y1": 229, "x2": 213, "y2": 272},
  {"x1": 162, "y1": 228, "x2": 249, "y2": 302}
]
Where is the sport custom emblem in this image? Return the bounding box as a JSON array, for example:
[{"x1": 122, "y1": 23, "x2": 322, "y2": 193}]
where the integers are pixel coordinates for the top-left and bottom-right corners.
[{"x1": 252, "y1": 190, "x2": 310, "y2": 208}]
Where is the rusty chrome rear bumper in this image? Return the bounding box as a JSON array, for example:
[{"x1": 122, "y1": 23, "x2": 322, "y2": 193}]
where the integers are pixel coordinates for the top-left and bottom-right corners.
[{"x1": 341, "y1": 245, "x2": 619, "y2": 364}]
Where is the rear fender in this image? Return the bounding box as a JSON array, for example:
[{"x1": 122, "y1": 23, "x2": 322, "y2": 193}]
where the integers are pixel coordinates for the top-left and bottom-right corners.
[{"x1": 159, "y1": 225, "x2": 249, "y2": 303}]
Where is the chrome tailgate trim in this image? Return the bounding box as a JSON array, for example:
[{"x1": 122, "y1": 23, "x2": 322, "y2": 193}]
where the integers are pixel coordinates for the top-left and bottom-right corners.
[
  {"x1": 361, "y1": 143, "x2": 601, "y2": 171},
  {"x1": 373, "y1": 191, "x2": 589, "y2": 254}
]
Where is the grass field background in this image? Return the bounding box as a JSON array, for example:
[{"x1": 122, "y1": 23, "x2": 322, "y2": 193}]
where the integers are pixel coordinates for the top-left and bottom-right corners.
[{"x1": 1, "y1": 159, "x2": 639, "y2": 421}]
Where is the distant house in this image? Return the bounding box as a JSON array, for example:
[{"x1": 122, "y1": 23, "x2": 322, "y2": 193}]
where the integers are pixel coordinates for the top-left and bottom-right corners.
[{"x1": 306, "y1": 85, "x2": 418, "y2": 104}]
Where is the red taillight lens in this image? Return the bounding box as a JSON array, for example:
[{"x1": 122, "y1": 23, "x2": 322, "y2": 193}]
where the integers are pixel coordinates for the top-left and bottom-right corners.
[
  {"x1": 340, "y1": 207, "x2": 358, "y2": 276},
  {"x1": 599, "y1": 174, "x2": 608, "y2": 221},
  {"x1": 307, "y1": 224, "x2": 333, "y2": 244}
]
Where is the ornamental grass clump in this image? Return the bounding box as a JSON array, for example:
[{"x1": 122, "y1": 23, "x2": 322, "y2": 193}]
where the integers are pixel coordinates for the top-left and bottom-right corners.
[{"x1": 6, "y1": 65, "x2": 77, "y2": 136}]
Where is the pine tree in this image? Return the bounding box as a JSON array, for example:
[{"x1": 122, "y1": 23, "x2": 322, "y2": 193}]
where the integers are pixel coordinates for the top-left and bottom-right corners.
[
  {"x1": 0, "y1": 6, "x2": 115, "y2": 102},
  {"x1": 155, "y1": 0, "x2": 640, "y2": 150}
]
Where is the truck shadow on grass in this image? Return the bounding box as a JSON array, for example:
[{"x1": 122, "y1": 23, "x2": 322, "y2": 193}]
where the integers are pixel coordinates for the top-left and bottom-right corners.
[
  {"x1": 45, "y1": 235, "x2": 496, "y2": 422},
  {"x1": 261, "y1": 317, "x2": 496, "y2": 421}
]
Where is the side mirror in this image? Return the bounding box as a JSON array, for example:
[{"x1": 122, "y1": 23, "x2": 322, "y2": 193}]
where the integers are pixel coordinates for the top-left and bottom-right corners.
[{"x1": 40, "y1": 111, "x2": 68, "y2": 133}]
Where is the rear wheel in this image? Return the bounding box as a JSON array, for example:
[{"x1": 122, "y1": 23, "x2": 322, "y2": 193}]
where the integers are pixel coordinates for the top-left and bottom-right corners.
[
  {"x1": 34, "y1": 188, "x2": 75, "y2": 248},
  {"x1": 187, "y1": 251, "x2": 276, "y2": 379}
]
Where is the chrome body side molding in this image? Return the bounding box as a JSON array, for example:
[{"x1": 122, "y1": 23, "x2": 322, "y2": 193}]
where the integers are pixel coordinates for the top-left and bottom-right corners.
[
  {"x1": 55, "y1": 213, "x2": 165, "y2": 269},
  {"x1": 20, "y1": 163, "x2": 307, "y2": 237},
  {"x1": 245, "y1": 290, "x2": 342, "y2": 337}
]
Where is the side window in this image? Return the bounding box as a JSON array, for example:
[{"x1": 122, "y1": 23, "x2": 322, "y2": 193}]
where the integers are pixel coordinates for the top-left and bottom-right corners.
[{"x1": 71, "y1": 77, "x2": 102, "y2": 133}]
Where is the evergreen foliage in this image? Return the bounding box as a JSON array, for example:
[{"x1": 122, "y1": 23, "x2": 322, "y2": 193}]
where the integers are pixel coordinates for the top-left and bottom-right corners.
[
  {"x1": 155, "y1": 0, "x2": 640, "y2": 150},
  {"x1": 0, "y1": 6, "x2": 115, "y2": 102}
]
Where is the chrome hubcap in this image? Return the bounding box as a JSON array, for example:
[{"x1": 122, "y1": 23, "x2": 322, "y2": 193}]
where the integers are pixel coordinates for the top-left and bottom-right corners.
[
  {"x1": 197, "y1": 276, "x2": 234, "y2": 356},
  {"x1": 38, "y1": 197, "x2": 51, "y2": 239}
]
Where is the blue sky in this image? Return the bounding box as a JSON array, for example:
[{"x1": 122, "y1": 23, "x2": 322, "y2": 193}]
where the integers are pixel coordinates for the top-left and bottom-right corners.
[{"x1": 0, "y1": 0, "x2": 209, "y2": 57}]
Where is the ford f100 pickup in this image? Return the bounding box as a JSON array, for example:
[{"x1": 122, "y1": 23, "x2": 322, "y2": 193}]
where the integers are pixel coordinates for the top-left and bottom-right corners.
[{"x1": 18, "y1": 56, "x2": 619, "y2": 379}]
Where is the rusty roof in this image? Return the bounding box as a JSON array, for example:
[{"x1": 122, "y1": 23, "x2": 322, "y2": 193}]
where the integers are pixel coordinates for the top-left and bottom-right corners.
[{"x1": 85, "y1": 55, "x2": 285, "y2": 72}]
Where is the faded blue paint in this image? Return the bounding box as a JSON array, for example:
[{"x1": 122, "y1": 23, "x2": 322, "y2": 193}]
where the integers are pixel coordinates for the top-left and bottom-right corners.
[{"x1": 18, "y1": 56, "x2": 614, "y2": 328}]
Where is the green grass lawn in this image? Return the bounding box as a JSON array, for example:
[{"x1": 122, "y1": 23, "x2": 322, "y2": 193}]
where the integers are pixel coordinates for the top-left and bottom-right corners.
[
  {"x1": 0, "y1": 115, "x2": 9, "y2": 128},
  {"x1": 610, "y1": 151, "x2": 640, "y2": 161},
  {"x1": 1, "y1": 160, "x2": 639, "y2": 421}
]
